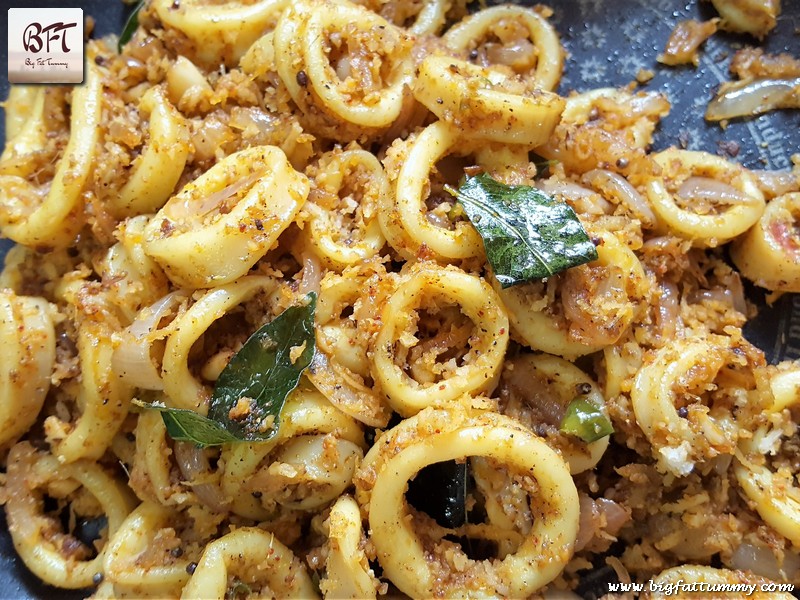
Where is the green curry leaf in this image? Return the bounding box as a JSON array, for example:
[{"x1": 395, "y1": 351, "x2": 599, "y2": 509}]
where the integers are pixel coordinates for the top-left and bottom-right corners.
[
  {"x1": 450, "y1": 173, "x2": 598, "y2": 288},
  {"x1": 118, "y1": 0, "x2": 145, "y2": 53},
  {"x1": 139, "y1": 293, "x2": 316, "y2": 447}
]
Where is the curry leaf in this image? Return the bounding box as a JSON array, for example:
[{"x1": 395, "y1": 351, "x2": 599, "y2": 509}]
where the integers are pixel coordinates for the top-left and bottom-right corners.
[
  {"x1": 118, "y1": 0, "x2": 145, "y2": 53},
  {"x1": 560, "y1": 396, "x2": 614, "y2": 443},
  {"x1": 151, "y1": 406, "x2": 243, "y2": 446},
  {"x1": 450, "y1": 173, "x2": 598, "y2": 288},
  {"x1": 139, "y1": 293, "x2": 316, "y2": 447}
]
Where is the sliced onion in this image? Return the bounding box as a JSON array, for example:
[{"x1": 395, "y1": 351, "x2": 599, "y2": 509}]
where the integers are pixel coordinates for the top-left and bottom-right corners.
[
  {"x1": 485, "y1": 39, "x2": 537, "y2": 70},
  {"x1": 229, "y1": 106, "x2": 278, "y2": 135},
  {"x1": 751, "y1": 169, "x2": 800, "y2": 199},
  {"x1": 655, "y1": 280, "x2": 680, "y2": 341},
  {"x1": 537, "y1": 179, "x2": 613, "y2": 215},
  {"x1": 607, "y1": 556, "x2": 632, "y2": 583},
  {"x1": 731, "y1": 542, "x2": 800, "y2": 581},
  {"x1": 299, "y1": 252, "x2": 322, "y2": 296},
  {"x1": 165, "y1": 172, "x2": 261, "y2": 221},
  {"x1": 173, "y1": 442, "x2": 229, "y2": 513},
  {"x1": 706, "y1": 77, "x2": 800, "y2": 121},
  {"x1": 688, "y1": 287, "x2": 734, "y2": 307},
  {"x1": 582, "y1": 168, "x2": 656, "y2": 226},
  {"x1": 595, "y1": 497, "x2": 630, "y2": 535},
  {"x1": 575, "y1": 495, "x2": 630, "y2": 552},
  {"x1": 113, "y1": 291, "x2": 186, "y2": 390},
  {"x1": 676, "y1": 176, "x2": 750, "y2": 205},
  {"x1": 721, "y1": 270, "x2": 747, "y2": 314},
  {"x1": 575, "y1": 494, "x2": 600, "y2": 551}
]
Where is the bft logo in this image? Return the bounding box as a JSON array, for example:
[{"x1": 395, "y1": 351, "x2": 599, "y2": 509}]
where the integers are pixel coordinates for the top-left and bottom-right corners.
[
  {"x1": 23, "y1": 22, "x2": 78, "y2": 54},
  {"x1": 8, "y1": 8, "x2": 84, "y2": 84}
]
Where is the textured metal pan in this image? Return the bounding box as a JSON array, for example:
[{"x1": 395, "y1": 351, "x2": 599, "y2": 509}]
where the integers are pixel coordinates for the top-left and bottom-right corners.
[{"x1": 0, "y1": 0, "x2": 797, "y2": 597}]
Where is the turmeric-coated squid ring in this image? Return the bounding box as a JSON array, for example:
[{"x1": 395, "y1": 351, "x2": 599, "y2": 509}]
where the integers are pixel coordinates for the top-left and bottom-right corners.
[
  {"x1": 301, "y1": 147, "x2": 388, "y2": 270},
  {"x1": 103, "y1": 501, "x2": 198, "y2": 599},
  {"x1": 443, "y1": 4, "x2": 564, "y2": 92},
  {"x1": 150, "y1": 0, "x2": 289, "y2": 68},
  {"x1": 128, "y1": 410, "x2": 197, "y2": 508},
  {"x1": 371, "y1": 263, "x2": 509, "y2": 416},
  {"x1": 354, "y1": 406, "x2": 579, "y2": 598},
  {"x1": 160, "y1": 276, "x2": 278, "y2": 412},
  {"x1": 320, "y1": 495, "x2": 380, "y2": 599},
  {"x1": 110, "y1": 86, "x2": 190, "y2": 217},
  {"x1": 307, "y1": 262, "x2": 393, "y2": 427},
  {"x1": 44, "y1": 316, "x2": 134, "y2": 464},
  {"x1": 0, "y1": 291, "x2": 56, "y2": 451},
  {"x1": 379, "y1": 120, "x2": 532, "y2": 261},
  {"x1": 632, "y1": 334, "x2": 759, "y2": 477},
  {"x1": 493, "y1": 230, "x2": 648, "y2": 360},
  {"x1": 412, "y1": 56, "x2": 565, "y2": 147},
  {"x1": 5, "y1": 443, "x2": 136, "y2": 589},
  {"x1": 734, "y1": 364, "x2": 800, "y2": 548},
  {"x1": 731, "y1": 192, "x2": 800, "y2": 293},
  {"x1": 273, "y1": 0, "x2": 414, "y2": 143},
  {"x1": 179, "y1": 527, "x2": 319, "y2": 599},
  {"x1": 3, "y1": 85, "x2": 41, "y2": 140},
  {"x1": 96, "y1": 215, "x2": 171, "y2": 323},
  {"x1": 0, "y1": 57, "x2": 103, "y2": 248},
  {"x1": 499, "y1": 353, "x2": 611, "y2": 474},
  {"x1": 646, "y1": 148, "x2": 765, "y2": 247},
  {"x1": 143, "y1": 146, "x2": 309, "y2": 289},
  {"x1": 220, "y1": 385, "x2": 365, "y2": 518}
]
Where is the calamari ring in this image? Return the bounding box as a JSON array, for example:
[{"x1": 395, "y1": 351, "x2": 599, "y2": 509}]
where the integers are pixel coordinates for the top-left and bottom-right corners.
[
  {"x1": 371, "y1": 264, "x2": 508, "y2": 416},
  {"x1": 179, "y1": 527, "x2": 318, "y2": 599},
  {"x1": 443, "y1": 4, "x2": 563, "y2": 91},
  {"x1": 103, "y1": 501, "x2": 193, "y2": 598},
  {"x1": 111, "y1": 87, "x2": 190, "y2": 217},
  {"x1": 5, "y1": 443, "x2": 135, "y2": 589},
  {"x1": 151, "y1": 0, "x2": 289, "y2": 68},
  {"x1": 0, "y1": 292, "x2": 55, "y2": 450},
  {"x1": 731, "y1": 192, "x2": 800, "y2": 293},
  {"x1": 646, "y1": 148, "x2": 765, "y2": 247},
  {"x1": 354, "y1": 407, "x2": 579, "y2": 598},
  {"x1": 734, "y1": 365, "x2": 800, "y2": 547},
  {"x1": 413, "y1": 56, "x2": 565, "y2": 147},
  {"x1": 144, "y1": 145, "x2": 308, "y2": 289}
]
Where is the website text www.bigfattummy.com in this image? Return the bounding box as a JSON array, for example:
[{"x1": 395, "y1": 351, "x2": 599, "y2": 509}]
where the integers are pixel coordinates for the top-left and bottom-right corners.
[{"x1": 608, "y1": 580, "x2": 796, "y2": 595}]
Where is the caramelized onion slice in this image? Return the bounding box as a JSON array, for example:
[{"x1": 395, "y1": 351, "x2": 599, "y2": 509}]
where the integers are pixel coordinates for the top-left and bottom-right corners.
[
  {"x1": 112, "y1": 291, "x2": 187, "y2": 390},
  {"x1": 706, "y1": 77, "x2": 800, "y2": 121}
]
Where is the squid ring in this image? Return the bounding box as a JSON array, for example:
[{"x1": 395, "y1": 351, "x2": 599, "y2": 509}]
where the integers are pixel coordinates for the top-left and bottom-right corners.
[
  {"x1": 144, "y1": 146, "x2": 309, "y2": 289},
  {"x1": 355, "y1": 407, "x2": 579, "y2": 598},
  {"x1": 730, "y1": 192, "x2": 800, "y2": 293},
  {"x1": 371, "y1": 265, "x2": 508, "y2": 416},
  {"x1": 179, "y1": 527, "x2": 318, "y2": 599},
  {"x1": 5, "y1": 443, "x2": 135, "y2": 589},
  {"x1": 413, "y1": 56, "x2": 565, "y2": 147}
]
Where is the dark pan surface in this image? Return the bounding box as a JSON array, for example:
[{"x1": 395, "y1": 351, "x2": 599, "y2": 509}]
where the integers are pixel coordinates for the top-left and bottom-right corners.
[{"x1": 0, "y1": 0, "x2": 798, "y2": 597}]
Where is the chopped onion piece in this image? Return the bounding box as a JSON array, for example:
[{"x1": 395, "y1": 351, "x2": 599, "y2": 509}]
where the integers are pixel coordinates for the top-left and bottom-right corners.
[
  {"x1": 731, "y1": 542, "x2": 800, "y2": 581},
  {"x1": 706, "y1": 77, "x2": 800, "y2": 121},
  {"x1": 582, "y1": 169, "x2": 656, "y2": 226},
  {"x1": 165, "y1": 173, "x2": 261, "y2": 221},
  {"x1": 173, "y1": 442, "x2": 229, "y2": 513},
  {"x1": 676, "y1": 176, "x2": 750, "y2": 205},
  {"x1": 299, "y1": 253, "x2": 322, "y2": 296},
  {"x1": 751, "y1": 169, "x2": 800, "y2": 199},
  {"x1": 113, "y1": 291, "x2": 186, "y2": 390}
]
